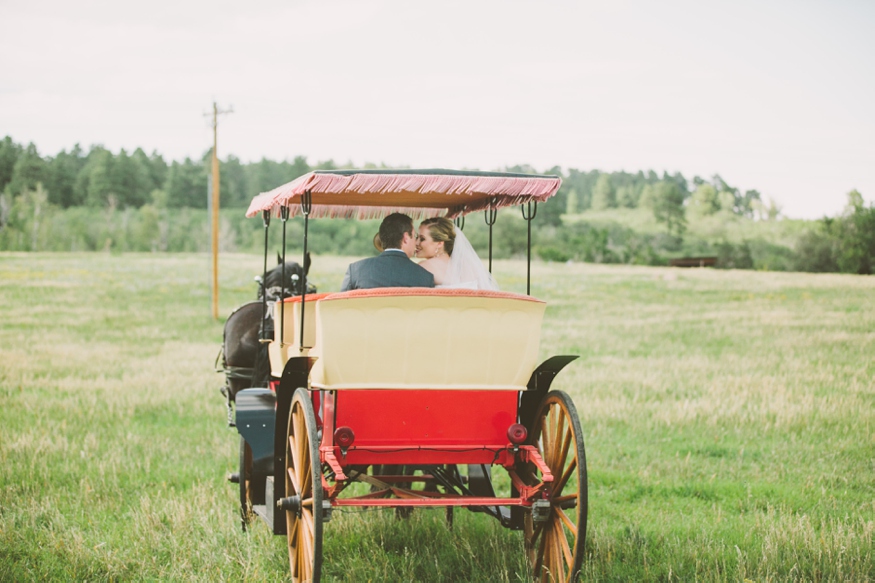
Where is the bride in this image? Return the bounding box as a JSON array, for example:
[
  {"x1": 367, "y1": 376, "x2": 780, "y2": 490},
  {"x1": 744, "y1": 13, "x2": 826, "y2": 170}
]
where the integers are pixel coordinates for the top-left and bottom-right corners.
[{"x1": 415, "y1": 217, "x2": 499, "y2": 290}]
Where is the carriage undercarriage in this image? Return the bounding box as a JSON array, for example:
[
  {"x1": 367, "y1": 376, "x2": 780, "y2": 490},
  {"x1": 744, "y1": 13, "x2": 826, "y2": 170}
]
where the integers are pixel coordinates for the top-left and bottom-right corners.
[{"x1": 228, "y1": 319, "x2": 587, "y2": 582}]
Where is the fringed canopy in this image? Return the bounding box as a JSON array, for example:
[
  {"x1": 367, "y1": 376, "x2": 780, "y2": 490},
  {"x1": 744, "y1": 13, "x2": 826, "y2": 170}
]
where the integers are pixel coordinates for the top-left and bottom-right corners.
[{"x1": 245, "y1": 169, "x2": 562, "y2": 220}]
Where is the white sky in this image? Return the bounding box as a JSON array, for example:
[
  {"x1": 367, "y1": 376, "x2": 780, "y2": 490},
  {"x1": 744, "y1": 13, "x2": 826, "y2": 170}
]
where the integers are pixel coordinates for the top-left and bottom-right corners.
[{"x1": 1, "y1": 0, "x2": 873, "y2": 219}]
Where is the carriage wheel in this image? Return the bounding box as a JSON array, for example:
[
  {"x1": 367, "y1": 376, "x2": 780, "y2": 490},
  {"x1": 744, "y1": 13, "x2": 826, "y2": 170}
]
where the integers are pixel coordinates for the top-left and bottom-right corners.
[
  {"x1": 524, "y1": 391, "x2": 587, "y2": 582},
  {"x1": 239, "y1": 436, "x2": 253, "y2": 531},
  {"x1": 285, "y1": 389, "x2": 324, "y2": 582}
]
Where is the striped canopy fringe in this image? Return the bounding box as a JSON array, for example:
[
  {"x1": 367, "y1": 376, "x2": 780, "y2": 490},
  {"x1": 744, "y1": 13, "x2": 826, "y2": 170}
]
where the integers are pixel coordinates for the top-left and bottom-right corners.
[
  {"x1": 272, "y1": 205, "x2": 449, "y2": 221},
  {"x1": 245, "y1": 171, "x2": 561, "y2": 219}
]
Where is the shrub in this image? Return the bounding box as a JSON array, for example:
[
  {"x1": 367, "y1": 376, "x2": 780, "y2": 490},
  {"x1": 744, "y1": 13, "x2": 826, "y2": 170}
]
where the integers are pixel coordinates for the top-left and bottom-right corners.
[
  {"x1": 792, "y1": 226, "x2": 839, "y2": 272},
  {"x1": 716, "y1": 240, "x2": 753, "y2": 270},
  {"x1": 537, "y1": 246, "x2": 570, "y2": 262},
  {"x1": 747, "y1": 238, "x2": 795, "y2": 271},
  {"x1": 835, "y1": 193, "x2": 874, "y2": 274}
]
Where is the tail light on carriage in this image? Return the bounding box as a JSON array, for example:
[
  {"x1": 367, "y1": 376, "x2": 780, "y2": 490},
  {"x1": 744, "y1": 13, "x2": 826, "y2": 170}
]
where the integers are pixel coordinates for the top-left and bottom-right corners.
[
  {"x1": 507, "y1": 423, "x2": 527, "y2": 445},
  {"x1": 334, "y1": 426, "x2": 355, "y2": 449}
]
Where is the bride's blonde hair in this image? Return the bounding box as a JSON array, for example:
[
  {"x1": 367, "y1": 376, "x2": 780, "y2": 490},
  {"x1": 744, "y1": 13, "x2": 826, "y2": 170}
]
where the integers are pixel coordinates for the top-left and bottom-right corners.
[{"x1": 420, "y1": 217, "x2": 455, "y2": 256}]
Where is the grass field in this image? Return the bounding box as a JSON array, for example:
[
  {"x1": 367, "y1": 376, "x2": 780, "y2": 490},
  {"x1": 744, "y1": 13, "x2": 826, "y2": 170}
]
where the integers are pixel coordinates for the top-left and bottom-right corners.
[{"x1": 1, "y1": 251, "x2": 873, "y2": 582}]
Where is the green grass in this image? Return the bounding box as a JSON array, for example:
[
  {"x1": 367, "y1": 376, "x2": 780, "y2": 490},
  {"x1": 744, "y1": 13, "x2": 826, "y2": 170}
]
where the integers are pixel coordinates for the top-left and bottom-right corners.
[{"x1": 1, "y1": 252, "x2": 873, "y2": 581}]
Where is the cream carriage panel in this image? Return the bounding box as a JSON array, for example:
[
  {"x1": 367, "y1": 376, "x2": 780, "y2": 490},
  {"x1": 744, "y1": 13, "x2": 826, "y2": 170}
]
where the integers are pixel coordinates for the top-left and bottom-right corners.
[
  {"x1": 308, "y1": 289, "x2": 546, "y2": 390},
  {"x1": 268, "y1": 294, "x2": 328, "y2": 377}
]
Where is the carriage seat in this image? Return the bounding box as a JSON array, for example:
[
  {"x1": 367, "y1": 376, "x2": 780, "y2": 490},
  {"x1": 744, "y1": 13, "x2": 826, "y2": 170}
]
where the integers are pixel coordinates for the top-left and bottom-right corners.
[
  {"x1": 308, "y1": 288, "x2": 546, "y2": 391},
  {"x1": 268, "y1": 293, "x2": 331, "y2": 377}
]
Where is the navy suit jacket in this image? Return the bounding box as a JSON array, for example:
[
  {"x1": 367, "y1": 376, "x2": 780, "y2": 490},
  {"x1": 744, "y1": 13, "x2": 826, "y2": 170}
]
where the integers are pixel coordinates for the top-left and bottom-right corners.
[{"x1": 340, "y1": 250, "x2": 435, "y2": 291}]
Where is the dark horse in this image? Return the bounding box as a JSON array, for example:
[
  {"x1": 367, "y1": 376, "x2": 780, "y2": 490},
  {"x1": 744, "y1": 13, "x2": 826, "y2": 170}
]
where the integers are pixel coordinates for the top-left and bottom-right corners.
[{"x1": 220, "y1": 253, "x2": 313, "y2": 404}]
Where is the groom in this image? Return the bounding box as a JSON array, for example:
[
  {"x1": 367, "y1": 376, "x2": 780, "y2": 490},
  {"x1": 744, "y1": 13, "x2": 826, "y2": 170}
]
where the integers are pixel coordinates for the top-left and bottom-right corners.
[{"x1": 340, "y1": 213, "x2": 435, "y2": 291}]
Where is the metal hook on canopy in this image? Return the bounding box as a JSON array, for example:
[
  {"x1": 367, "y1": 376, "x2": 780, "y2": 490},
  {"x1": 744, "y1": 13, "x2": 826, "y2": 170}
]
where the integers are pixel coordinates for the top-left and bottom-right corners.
[
  {"x1": 299, "y1": 190, "x2": 312, "y2": 352},
  {"x1": 484, "y1": 197, "x2": 498, "y2": 273},
  {"x1": 453, "y1": 215, "x2": 465, "y2": 231},
  {"x1": 301, "y1": 190, "x2": 313, "y2": 216},
  {"x1": 279, "y1": 206, "x2": 289, "y2": 346},
  {"x1": 521, "y1": 201, "x2": 538, "y2": 296},
  {"x1": 260, "y1": 211, "x2": 271, "y2": 342}
]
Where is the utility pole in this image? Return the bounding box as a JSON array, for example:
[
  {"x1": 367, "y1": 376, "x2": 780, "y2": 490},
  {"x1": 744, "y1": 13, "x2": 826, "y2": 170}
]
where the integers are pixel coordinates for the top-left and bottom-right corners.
[{"x1": 206, "y1": 102, "x2": 233, "y2": 320}]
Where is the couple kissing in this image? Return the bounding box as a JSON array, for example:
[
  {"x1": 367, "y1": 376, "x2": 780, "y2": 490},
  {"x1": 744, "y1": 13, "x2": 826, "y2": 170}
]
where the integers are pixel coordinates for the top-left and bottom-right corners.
[{"x1": 340, "y1": 213, "x2": 498, "y2": 292}]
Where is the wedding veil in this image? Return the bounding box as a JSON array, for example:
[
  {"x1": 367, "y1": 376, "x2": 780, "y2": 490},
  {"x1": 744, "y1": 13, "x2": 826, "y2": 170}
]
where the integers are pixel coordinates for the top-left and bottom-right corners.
[{"x1": 446, "y1": 226, "x2": 499, "y2": 290}]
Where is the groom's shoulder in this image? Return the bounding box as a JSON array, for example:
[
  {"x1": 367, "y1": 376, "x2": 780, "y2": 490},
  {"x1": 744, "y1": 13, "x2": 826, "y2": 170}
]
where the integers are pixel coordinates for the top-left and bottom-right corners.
[
  {"x1": 374, "y1": 250, "x2": 412, "y2": 264},
  {"x1": 350, "y1": 251, "x2": 404, "y2": 271},
  {"x1": 356, "y1": 251, "x2": 397, "y2": 264}
]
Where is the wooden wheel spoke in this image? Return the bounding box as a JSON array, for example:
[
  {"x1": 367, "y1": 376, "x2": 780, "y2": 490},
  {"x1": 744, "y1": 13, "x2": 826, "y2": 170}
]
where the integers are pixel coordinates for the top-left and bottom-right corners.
[
  {"x1": 288, "y1": 435, "x2": 301, "y2": 484},
  {"x1": 292, "y1": 410, "x2": 303, "y2": 452},
  {"x1": 301, "y1": 452, "x2": 311, "y2": 496},
  {"x1": 302, "y1": 504, "x2": 315, "y2": 535},
  {"x1": 531, "y1": 518, "x2": 547, "y2": 543},
  {"x1": 294, "y1": 413, "x2": 307, "y2": 465},
  {"x1": 287, "y1": 513, "x2": 299, "y2": 538},
  {"x1": 287, "y1": 466, "x2": 301, "y2": 496},
  {"x1": 545, "y1": 406, "x2": 556, "y2": 452},
  {"x1": 289, "y1": 512, "x2": 301, "y2": 548},
  {"x1": 548, "y1": 525, "x2": 562, "y2": 582},
  {"x1": 300, "y1": 529, "x2": 313, "y2": 581},
  {"x1": 298, "y1": 524, "x2": 306, "y2": 575},
  {"x1": 293, "y1": 405, "x2": 303, "y2": 435},
  {"x1": 302, "y1": 532, "x2": 310, "y2": 581},
  {"x1": 553, "y1": 457, "x2": 578, "y2": 497},
  {"x1": 557, "y1": 426, "x2": 572, "y2": 473},
  {"x1": 555, "y1": 516, "x2": 573, "y2": 570},
  {"x1": 539, "y1": 416, "x2": 550, "y2": 465},
  {"x1": 297, "y1": 434, "x2": 308, "y2": 481},
  {"x1": 552, "y1": 492, "x2": 578, "y2": 504},
  {"x1": 557, "y1": 505, "x2": 577, "y2": 535},
  {"x1": 536, "y1": 521, "x2": 549, "y2": 574},
  {"x1": 290, "y1": 521, "x2": 300, "y2": 576},
  {"x1": 549, "y1": 409, "x2": 566, "y2": 473},
  {"x1": 551, "y1": 520, "x2": 565, "y2": 581}
]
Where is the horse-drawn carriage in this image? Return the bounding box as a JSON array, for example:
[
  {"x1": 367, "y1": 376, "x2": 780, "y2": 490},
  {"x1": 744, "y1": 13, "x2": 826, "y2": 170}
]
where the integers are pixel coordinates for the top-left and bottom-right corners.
[{"x1": 218, "y1": 169, "x2": 587, "y2": 582}]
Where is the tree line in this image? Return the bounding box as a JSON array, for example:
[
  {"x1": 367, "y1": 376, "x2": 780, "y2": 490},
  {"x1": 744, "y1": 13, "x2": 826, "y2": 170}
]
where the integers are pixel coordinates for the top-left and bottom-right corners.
[
  {"x1": 0, "y1": 136, "x2": 778, "y2": 218},
  {"x1": 0, "y1": 136, "x2": 324, "y2": 210},
  {"x1": 0, "y1": 136, "x2": 871, "y2": 274}
]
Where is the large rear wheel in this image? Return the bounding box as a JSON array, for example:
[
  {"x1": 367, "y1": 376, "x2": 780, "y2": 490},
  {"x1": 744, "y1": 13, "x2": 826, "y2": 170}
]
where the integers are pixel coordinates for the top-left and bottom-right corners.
[
  {"x1": 524, "y1": 390, "x2": 587, "y2": 582},
  {"x1": 285, "y1": 389, "x2": 323, "y2": 582}
]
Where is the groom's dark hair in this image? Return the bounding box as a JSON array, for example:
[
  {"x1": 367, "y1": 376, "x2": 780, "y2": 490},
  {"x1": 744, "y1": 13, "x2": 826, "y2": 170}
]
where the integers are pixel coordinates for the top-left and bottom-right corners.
[{"x1": 378, "y1": 213, "x2": 413, "y2": 249}]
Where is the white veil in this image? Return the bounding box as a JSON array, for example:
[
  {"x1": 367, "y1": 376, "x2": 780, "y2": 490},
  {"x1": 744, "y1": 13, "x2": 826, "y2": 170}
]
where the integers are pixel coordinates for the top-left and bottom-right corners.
[{"x1": 445, "y1": 226, "x2": 499, "y2": 290}]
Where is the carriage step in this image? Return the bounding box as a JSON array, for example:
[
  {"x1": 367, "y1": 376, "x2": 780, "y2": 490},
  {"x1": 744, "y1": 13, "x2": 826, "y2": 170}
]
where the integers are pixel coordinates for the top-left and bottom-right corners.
[{"x1": 253, "y1": 504, "x2": 269, "y2": 523}]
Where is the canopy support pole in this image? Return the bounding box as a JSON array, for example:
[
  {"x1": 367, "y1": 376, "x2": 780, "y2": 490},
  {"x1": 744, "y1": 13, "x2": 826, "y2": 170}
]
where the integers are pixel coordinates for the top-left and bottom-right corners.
[
  {"x1": 260, "y1": 211, "x2": 271, "y2": 342},
  {"x1": 484, "y1": 198, "x2": 497, "y2": 273},
  {"x1": 279, "y1": 206, "x2": 289, "y2": 346},
  {"x1": 521, "y1": 202, "x2": 537, "y2": 296},
  {"x1": 299, "y1": 191, "x2": 312, "y2": 352}
]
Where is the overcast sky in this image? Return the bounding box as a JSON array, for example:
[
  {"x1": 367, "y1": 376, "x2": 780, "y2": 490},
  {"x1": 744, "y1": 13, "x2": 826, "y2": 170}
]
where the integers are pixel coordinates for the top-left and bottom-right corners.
[{"x1": 1, "y1": 0, "x2": 872, "y2": 219}]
